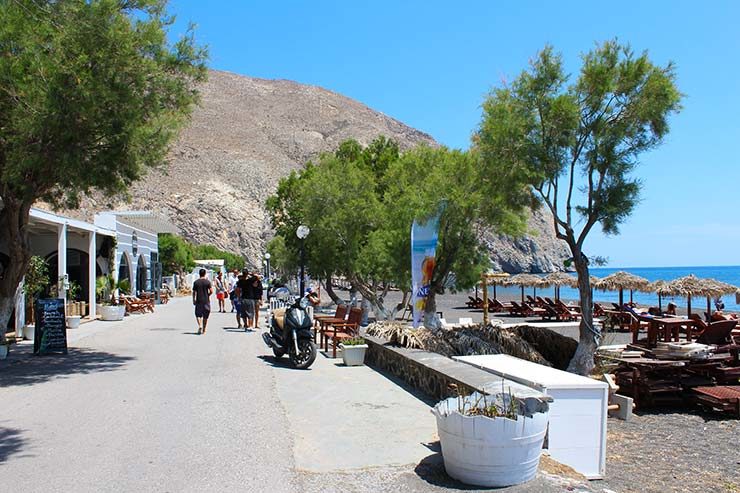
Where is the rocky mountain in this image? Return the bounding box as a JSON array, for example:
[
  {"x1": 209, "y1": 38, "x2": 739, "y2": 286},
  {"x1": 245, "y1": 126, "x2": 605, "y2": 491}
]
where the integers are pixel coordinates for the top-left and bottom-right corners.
[{"x1": 68, "y1": 69, "x2": 569, "y2": 272}]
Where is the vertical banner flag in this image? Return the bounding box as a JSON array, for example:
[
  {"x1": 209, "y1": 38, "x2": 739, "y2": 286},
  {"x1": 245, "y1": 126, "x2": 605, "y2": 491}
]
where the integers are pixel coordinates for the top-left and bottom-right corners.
[{"x1": 411, "y1": 214, "x2": 441, "y2": 328}]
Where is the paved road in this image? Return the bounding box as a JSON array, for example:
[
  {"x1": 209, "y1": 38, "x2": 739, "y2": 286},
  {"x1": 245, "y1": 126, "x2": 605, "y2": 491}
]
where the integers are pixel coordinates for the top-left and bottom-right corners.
[
  {"x1": 1, "y1": 297, "x2": 594, "y2": 493},
  {"x1": 1, "y1": 297, "x2": 296, "y2": 493}
]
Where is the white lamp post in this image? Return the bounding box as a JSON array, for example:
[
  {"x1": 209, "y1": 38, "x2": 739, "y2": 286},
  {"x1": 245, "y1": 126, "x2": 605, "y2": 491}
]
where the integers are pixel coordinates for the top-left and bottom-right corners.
[{"x1": 296, "y1": 225, "x2": 310, "y2": 295}]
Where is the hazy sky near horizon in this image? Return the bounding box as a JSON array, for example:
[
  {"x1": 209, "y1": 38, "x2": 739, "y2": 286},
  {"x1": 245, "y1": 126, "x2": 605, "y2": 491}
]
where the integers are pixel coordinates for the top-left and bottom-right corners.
[{"x1": 169, "y1": 0, "x2": 740, "y2": 268}]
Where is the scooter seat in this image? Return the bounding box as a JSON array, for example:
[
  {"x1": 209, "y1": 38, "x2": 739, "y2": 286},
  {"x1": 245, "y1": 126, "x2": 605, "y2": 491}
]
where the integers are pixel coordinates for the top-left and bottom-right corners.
[{"x1": 272, "y1": 307, "x2": 286, "y2": 330}]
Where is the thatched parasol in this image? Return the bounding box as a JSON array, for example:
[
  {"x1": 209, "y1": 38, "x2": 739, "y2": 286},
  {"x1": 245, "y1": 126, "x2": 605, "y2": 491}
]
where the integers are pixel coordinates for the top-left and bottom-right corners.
[
  {"x1": 480, "y1": 272, "x2": 510, "y2": 325},
  {"x1": 648, "y1": 280, "x2": 673, "y2": 312},
  {"x1": 594, "y1": 271, "x2": 649, "y2": 306},
  {"x1": 665, "y1": 275, "x2": 738, "y2": 319},
  {"x1": 504, "y1": 273, "x2": 543, "y2": 302},
  {"x1": 540, "y1": 272, "x2": 578, "y2": 301}
]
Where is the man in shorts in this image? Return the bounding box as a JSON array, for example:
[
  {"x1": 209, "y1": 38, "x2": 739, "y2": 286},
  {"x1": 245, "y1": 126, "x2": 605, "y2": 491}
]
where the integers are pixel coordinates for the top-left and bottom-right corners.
[
  {"x1": 250, "y1": 272, "x2": 264, "y2": 329},
  {"x1": 192, "y1": 268, "x2": 213, "y2": 334},
  {"x1": 235, "y1": 269, "x2": 255, "y2": 331}
]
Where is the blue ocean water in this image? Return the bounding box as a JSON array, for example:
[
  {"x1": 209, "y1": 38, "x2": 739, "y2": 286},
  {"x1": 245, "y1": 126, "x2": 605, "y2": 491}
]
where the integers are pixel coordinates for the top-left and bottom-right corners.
[{"x1": 487, "y1": 266, "x2": 740, "y2": 312}]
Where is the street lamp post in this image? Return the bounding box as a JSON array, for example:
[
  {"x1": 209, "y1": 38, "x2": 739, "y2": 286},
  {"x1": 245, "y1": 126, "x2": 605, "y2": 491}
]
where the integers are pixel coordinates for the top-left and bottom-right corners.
[
  {"x1": 264, "y1": 252, "x2": 271, "y2": 293},
  {"x1": 296, "y1": 225, "x2": 310, "y2": 296}
]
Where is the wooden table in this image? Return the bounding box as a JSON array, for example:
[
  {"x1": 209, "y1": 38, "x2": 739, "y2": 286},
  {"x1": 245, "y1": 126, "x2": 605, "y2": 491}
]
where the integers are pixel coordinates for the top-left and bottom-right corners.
[{"x1": 648, "y1": 317, "x2": 698, "y2": 347}]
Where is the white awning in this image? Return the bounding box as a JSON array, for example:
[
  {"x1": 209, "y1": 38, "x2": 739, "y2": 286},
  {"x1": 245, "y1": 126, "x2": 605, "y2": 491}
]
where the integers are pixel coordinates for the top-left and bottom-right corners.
[{"x1": 108, "y1": 211, "x2": 180, "y2": 234}]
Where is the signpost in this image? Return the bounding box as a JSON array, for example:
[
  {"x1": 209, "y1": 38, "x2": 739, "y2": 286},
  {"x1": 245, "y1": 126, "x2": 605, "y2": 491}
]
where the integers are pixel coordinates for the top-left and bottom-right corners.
[{"x1": 34, "y1": 298, "x2": 68, "y2": 355}]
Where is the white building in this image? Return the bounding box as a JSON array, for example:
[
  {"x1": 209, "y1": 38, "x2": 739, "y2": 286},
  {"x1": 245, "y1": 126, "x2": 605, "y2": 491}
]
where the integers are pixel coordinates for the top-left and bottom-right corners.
[
  {"x1": 2, "y1": 208, "x2": 176, "y2": 335},
  {"x1": 94, "y1": 211, "x2": 179, "y2": 295}
]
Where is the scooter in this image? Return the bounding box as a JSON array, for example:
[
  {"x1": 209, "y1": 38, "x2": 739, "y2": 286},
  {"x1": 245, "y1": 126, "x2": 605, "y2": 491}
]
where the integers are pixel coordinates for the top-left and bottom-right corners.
[{"x1": 262, "y1": 296, "x2": 317, "y2": 369}]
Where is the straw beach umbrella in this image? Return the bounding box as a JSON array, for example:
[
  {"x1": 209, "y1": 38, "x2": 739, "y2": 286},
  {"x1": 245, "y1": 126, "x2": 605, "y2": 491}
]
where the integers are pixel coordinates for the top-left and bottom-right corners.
[
  {"x1": 666, "y1": 275, "x2": 738, "y2": 319},
  {"x1": 594, "y1": 271, "x2": 649, "y2": 307},
  {"x1": 540, "y1": 272, "x2": 578, "y2": 301},
  {"x1": 649, "y1": 280, "x2": 673, "y2": 312},
  {"x1": 505, "y1": 273, "x2": 542, "y2": 302}
]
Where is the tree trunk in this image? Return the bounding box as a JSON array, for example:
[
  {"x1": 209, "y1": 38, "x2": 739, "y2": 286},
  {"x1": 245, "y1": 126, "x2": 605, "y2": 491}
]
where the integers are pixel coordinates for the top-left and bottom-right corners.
[
  {"x1": 566, "y1": 247, "x2": 599, "y2": 375},
  {"x1": 323, "y1": 278, "x2": 342, "y2": 305},
  {"x1": 422, "y1": 290, "x2": 442, "y2": 330},
  {"x1": 350, "y1": 277, "x2": 390, "y2": 321},
  {"x1": 0, "y1": 198, "x2": 33, "y2": 343}
]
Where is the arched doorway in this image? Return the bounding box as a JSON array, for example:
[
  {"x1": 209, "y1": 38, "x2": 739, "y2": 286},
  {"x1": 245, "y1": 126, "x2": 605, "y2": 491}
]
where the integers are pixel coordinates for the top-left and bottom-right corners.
[
  {"x1": 136, "y1": 255, "x2": 148, "y2": 294},
  {"x1": 46, "y1": 249, "x2": 89, "y2": 302},
  {"x1": 118, "y1": 253, "x2": 131, "y2": 287}
]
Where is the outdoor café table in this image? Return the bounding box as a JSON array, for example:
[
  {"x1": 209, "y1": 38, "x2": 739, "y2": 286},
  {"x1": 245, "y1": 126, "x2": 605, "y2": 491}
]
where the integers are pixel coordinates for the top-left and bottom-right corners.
[{"x1": 648, "y1": 317, "x2": 698, "y2": 347}]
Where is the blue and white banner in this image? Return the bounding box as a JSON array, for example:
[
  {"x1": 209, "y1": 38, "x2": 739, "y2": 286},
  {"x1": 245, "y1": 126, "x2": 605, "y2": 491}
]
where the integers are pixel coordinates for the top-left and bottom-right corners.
[{"x1": 411, "y1": 214, "x2": 441, "y2": 328}]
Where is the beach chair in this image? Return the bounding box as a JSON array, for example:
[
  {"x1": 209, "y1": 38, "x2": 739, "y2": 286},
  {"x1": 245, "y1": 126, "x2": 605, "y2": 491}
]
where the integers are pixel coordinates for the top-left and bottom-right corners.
[
  {"x1": 521, "y1": 301, "x2": 548, "y2": 319},
  {"x1": 489, "y1": 299, "x2": 515, "y2": 315},
  {"x1": 554, "y1": 300, "x2": 581, "y2": 321},
  {"x1": 323, "y1": 307, "x2": 363, "y2": 358},
  {"x1": 535, "y1": 296, "x2": 549, "y2": 308},
  {"x1": 545, "y1": 297, "x2": 557, "y2": 307},
  {"x1": 508, "y1": 301, "x2": 531, "y2": 317},
  {"x1": 695, "y1": 320, "x2": 738, "y2": 346},
  {"x1": 526, "y1": 295, "x2": 538, "y2": 306},
  {"x1": 593, "y1": 303, "x2": 607, "y2": 317},
  {"x1": 466, "y1": 296, "x2": 483, "y2": 308}
]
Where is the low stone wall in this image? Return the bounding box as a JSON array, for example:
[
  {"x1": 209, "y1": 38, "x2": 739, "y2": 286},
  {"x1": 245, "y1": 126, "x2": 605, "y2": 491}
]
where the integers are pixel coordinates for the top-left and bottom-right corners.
[{"x1": 363, "y1": 333, "x2": 545, "y2": 402}]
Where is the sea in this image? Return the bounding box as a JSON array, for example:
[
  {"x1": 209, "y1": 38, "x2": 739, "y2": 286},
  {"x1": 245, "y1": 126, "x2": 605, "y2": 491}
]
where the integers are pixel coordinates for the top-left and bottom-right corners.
[{"x1": 487, "y1": 266, "x2": 740, "y2": 312}]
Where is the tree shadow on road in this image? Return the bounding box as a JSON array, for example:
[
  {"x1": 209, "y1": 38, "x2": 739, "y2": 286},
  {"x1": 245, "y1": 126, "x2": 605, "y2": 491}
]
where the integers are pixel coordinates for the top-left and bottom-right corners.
[
  {"x1": 0, "y1": 425, "x2": 31, "y2": 464},
  {"x1": 0, "y1": 345, "x2": 135, "y2": 388}
]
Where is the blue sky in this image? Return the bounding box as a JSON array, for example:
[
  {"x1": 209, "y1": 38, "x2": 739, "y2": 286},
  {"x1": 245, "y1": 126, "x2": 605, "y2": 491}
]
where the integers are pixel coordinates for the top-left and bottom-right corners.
[{"x1": 169, "y1": 1, "x2": 740, "y2": 268}]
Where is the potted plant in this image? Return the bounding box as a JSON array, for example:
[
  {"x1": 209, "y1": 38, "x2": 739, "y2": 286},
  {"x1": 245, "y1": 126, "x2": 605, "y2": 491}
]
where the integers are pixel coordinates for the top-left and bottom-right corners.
[
  {"x1": 96, "y1": 275, "x2": 129, "y2": 321},
  {"x1": 22, "y1": 256, "x2": 50, "y2": 341},
  {"x1": 66, "y1": 280, "x2": 82, "y2": 327},
  {"x1": 339, "y1": 336, "x2": 368, "y2": 366},
  {"x1": 431, "y1": 390, "x2": 550, "y2": 488}
]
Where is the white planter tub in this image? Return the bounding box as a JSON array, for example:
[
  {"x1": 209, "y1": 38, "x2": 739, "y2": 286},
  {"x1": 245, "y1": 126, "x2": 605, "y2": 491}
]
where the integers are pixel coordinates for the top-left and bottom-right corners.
[
  {"x1": 67, "y1": 315, "x2": 81, "y2": 329},
  {"x1": 100, "y1": 305, "x2": 125, "y2": 321},
  {"x1": 432, "y1": 392, "x2": 549, "y2": 488},
  {"x1": 339, "y1": 344, "x2": 368, "y2": 366},
  {"x1": 23, "y1": 324, "x2": 35, "y2": 341}
]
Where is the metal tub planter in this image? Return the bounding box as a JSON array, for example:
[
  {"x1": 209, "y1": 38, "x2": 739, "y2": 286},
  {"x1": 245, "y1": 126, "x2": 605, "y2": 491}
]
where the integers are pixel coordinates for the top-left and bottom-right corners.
[{"x1": 431, "y1": 391, "x2": 550, "y2": 488}]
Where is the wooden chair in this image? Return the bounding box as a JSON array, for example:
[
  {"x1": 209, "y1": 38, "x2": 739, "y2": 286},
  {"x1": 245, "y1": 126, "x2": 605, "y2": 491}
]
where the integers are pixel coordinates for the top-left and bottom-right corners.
[
  {"x1": 593, "y1": 303, "x2": 607, "y2": 317},
  {"x1": 323, "y1": 307, "x2": 363, "y2": 358},
  {"x1": 122, "y1": 295, "x2": 153, "y2": 314},
  {"x1": 554, "y1": 300, "x2": 581, "y2": 321},
  {"x1": 314, "y1": 304, "x2": 348, "y2": 343}
]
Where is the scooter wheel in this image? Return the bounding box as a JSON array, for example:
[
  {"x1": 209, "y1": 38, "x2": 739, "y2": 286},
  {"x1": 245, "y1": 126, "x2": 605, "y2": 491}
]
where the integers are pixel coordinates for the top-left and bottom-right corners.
[{"x1": 290, "y1": 339, "x2": 317, "y2": 369}]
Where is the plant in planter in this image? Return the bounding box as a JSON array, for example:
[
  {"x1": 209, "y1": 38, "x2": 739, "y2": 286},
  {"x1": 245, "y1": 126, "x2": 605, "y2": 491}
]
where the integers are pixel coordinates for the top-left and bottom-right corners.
[
  {"x1": 96, "y1": 275, "x2": 130, "y2": 321},
  {"x1": 338, "y1": 336, "x2": 368, "y2": 366},
  {"x1": 431, "y1": 390, "x2": 550, "y2": 488},
  {"x1": 22, "y1": 256, "x2": 50, "y2": 340}
]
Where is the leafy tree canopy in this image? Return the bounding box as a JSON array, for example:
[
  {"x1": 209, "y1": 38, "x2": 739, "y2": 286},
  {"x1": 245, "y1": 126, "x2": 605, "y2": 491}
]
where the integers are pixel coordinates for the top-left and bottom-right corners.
[{"x1": 475, "y1": 40, "x2": 681, "y2": 373}]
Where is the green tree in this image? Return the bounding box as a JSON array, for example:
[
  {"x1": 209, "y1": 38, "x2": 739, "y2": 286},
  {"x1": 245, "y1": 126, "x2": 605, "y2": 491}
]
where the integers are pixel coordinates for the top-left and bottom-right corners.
[
  {"x1": 381, "y1": 146, "x2": 527, "y2": 327},
  {"x1": 158, "y1": 233, "x2": 195, "y2": 274},
  {"x1": 476, "y1": 41, "x2": 681, "y2": 374},
  {"x1": 0, "y1": 0, "x2": 207, "y2": 340},
  {"x1": 190, "y1": 244, "x2": 244, "y2": 272}
]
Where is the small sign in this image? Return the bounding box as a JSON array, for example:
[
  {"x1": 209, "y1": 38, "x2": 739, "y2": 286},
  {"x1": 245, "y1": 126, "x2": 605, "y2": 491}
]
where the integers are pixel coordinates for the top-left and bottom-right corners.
[{"x1": 34, "y1": 298, "x2": 68, "y2": 355}]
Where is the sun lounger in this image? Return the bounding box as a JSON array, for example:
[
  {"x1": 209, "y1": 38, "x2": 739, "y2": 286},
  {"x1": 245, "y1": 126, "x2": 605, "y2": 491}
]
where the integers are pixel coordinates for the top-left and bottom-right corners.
[
  {"x1": 695, "y1": 319, "x2": 738, "y2": 346},
  {"x1": 521, "y1": 301, "x2": 548, "y2": 319}
]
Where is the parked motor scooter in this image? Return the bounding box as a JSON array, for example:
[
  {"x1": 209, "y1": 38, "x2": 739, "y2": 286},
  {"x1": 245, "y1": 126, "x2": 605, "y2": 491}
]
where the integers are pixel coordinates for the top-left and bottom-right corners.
[{"x1": 262, "y1": 296, "x2": 317, "y2": 369}]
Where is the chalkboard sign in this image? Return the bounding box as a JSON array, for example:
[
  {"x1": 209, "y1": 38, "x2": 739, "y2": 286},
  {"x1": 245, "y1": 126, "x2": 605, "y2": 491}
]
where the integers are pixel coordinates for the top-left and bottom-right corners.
[{"x1": 34, "y1": 298, "x2": 68, "y2": 355}]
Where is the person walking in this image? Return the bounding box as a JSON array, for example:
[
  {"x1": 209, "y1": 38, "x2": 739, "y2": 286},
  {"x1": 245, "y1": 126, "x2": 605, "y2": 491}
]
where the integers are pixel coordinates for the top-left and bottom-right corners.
[
  {"x1": 235, "y1": 269, "x2": 255, "y2": 331},
  {"x1": 192, "y1": 268, "x2": 213, "y2": 334},
  {"x1": 250, "y1": 273, "x2": 264, "y2": 329},
  {"x1": 214, "y1": 271, "x2": 227, "y2": 313},
  {"x1": 228, "y1": 269, "x2": 238, "y2": 312},
  {"x1": 233, "y1": 272, "x2": 245, "y2": 329}
]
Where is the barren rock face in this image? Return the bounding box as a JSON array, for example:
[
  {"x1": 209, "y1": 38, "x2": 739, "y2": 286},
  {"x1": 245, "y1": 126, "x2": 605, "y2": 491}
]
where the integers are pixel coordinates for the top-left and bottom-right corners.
[{"x1": 66, "y1": 69, "x2": 568, "y2": 271}]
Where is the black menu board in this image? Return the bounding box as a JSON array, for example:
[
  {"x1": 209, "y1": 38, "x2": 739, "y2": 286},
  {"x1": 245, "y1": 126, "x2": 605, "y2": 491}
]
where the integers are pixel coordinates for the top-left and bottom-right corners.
[{"x1": 34, "y1": 298, "x2": 68, "y2": 355}]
